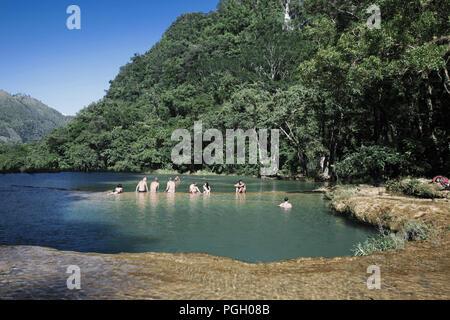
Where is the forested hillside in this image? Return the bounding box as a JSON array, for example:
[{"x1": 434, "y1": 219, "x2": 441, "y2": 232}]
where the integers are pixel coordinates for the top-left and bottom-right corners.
[
  {"x1": 0, "y1": 0, "x2": 448, "y2": 182},
  {"x1": 0, "y1": 90, "x2": 71, "y2": 144}
]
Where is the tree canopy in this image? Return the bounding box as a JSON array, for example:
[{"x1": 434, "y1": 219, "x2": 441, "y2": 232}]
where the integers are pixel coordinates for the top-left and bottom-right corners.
[{"x1": 1, "y1": 0, "x2": 448, "y2": 182}]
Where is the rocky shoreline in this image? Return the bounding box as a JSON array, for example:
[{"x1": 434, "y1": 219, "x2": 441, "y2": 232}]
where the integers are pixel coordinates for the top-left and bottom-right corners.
[{"x1": 1, "y1": 185, "x2": 449, "y2": 300}]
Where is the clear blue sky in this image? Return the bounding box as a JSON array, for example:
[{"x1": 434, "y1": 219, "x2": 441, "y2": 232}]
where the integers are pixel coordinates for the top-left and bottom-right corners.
[{"x1": 0, "y1": 0, "x2": 218, "y2": 115}]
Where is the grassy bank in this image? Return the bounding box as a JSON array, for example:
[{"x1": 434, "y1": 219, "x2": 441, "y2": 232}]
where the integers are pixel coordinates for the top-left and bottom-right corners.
[{"x1": 326, "y1": 181, "x2": 450, "y2": 257}]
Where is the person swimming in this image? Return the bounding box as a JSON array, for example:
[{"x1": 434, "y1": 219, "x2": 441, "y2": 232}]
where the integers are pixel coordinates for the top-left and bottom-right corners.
[
  {"x1": 189, "y1": 182, "x2": 201, "y2": 194},
  {"x1": 136, "y1": 177, "x2": 149, "y2": 193},
  {"x1": 279, "y1": 197, "x2": 293, "y2": 209},
  {"x1": 234, "y1": 181, "x2": 246, "y2": 193},
  {"x1": 150, "y1": 178, "x2": 160, "y2": 193},
  {"x1": 203, "y1": 182, "x2": 211, "y2": 195},
  {"x1": 166, "y1": 178, "x2": 176, "y2": 193},
  {"x1": 111, "y1": 184, "x2": 123, "y2": 195}
]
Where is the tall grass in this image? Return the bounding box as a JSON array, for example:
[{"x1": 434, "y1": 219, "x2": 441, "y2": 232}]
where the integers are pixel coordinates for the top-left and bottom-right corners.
[
  {"x1": 402, "y1": 220, "x2": 432, "y2": 241},
  {"x1": 352, "y1": 220, "x2": 432, "y2": 256},
  {"x1": 352, "y1": 228, "x2": 405, "y2": 256}
]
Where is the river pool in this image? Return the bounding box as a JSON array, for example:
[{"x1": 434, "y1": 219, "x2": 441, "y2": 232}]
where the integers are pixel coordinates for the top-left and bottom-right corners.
[{"x1": 0, "y1": 173, "x2": 376, "y2": 262}]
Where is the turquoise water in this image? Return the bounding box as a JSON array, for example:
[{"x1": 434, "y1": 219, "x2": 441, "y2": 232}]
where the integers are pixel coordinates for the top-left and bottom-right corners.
[{"x1": 0, "y1": 173, "x2": 376, "y2": 262}]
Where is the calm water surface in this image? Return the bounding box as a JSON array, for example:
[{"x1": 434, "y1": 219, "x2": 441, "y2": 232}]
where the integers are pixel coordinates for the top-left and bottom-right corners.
[{"x1": 0, "y1": 173, "x2": 375, "y2": 262}]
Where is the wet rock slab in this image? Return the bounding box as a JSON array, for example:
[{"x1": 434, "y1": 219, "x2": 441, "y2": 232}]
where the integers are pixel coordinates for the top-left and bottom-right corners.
[{"x1": 0, "y1": 242, "x2": 449, "y2": 300}]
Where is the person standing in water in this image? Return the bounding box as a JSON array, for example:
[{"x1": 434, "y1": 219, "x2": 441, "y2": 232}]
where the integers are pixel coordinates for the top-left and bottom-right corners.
[
  {"x1": 203, "y1": 182, "x2": 211, "y2": 195},
  {"x1": 150, "y1": 178, "x2": 160, "y2": 193},
  {"x1": 279, "y1": 198, "x2": 293, "y2": 209},
  {"x1": 136, "y1": 177, "x2": 149, "y2": 193},
  {"x1": 189, "y1": 182, "x2": 201, "y2": 194},
  {"x1": 166, "y1": 178, "x2": 176, "y2": 193},
  {"x1": 175, "y1": 176, "x2": 181, "y2": 184}
]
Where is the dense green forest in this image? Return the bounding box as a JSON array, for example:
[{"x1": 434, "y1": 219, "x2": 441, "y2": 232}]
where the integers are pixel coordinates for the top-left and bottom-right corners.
[
  {"x1": 0, "y1": 90, "x2": 71, "y2": 144},
  {"x1": 0, "y1": 0, "x2": 449, "y2": 182}
]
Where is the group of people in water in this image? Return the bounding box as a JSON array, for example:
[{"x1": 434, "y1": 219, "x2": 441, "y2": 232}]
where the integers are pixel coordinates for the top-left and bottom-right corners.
[
  {"x1": 111, "y1": 176, "x2": 292, "y2": 208},
  {"x1": 133, "y1": 176, "x2": 211, "y2": 194},
  {"x1": 124, "y1": 176, "x2": 249, "y2": 195}
]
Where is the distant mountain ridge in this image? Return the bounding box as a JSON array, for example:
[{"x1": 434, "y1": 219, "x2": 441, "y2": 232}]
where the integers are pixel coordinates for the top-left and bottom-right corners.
[{"x1": 0, "y1": 90, "x2": 71, "y2": 143}]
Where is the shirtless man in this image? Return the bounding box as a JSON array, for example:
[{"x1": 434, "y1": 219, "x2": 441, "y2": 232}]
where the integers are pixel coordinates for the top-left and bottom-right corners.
[
  {"x1": 279, "y1": 198, "x2": 293, "y2": 209},
  {"x1": 136, "y1": 177, "x2": 149, "y2": 193},
  {"x1": 150, "y1": 178, "x2": 160, "y2": 193},
  {"x1": 234, "y1": 181, "x2": 247, "y2": 193},
  {"x1": 189, "y1": 183, "x2": 201, "y2": 194},
  {"x1": 166, "y1": 178, "x2": 176, "y2": 193}
]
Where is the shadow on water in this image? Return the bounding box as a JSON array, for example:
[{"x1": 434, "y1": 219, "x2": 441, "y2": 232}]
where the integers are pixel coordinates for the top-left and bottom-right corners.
[
  {"x1": 286, "y1": 191, "x2": 321, "y2": 194},
  {"x1": 329, "y1": 211, "x2": 378, "y2": 233},
  {"x1": 3, "y1": 217, "x2": 164, "y2": 255},
  {"x1": 0, "y1": 224, "x2": 5, "y2": 245},
  {"x1": 0, "y1": 187, "x2": 163, "y2": 255},
  {"x1": 11, "y1": 185, "x2": 69, "y2": 190},
  {"x1": 22, "y1": 220, "x2": 163, "y2": 255}
]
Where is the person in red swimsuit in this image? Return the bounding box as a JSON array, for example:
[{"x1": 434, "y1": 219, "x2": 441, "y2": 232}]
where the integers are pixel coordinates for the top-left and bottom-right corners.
[{"x1": 189, "y1": 183, "x2": 201, "y2": 194}]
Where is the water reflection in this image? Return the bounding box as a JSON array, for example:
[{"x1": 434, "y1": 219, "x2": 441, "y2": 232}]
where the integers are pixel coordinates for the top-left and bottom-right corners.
[
  {"x1": 149, "y1": 193, "x2": 159, "y2": 212},
  {"x1": 189, "y1": 193, "x2": 201, "y2": 206},
  {"x1": 166, "y1": 193, "x2": 175, "y2": 213},
  {"x1": 235, "y1": 193, "x2": 246, "y2": 202},
  {"x1": 202, "y1": 193, "x2": 211, "y2": 209},
  {"x1": 136, "y1": 192, "x2": 147, "y2": 211}
]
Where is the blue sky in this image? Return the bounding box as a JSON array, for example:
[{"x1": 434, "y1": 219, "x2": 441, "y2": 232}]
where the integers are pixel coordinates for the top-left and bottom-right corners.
[{"x1": 0, "y1": 0, "x2": 218, "y2": 115}]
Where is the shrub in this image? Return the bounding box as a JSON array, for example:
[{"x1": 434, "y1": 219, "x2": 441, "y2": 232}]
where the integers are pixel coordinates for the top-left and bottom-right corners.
[
  {"x1": 111, "y1": 161, "x2": 141, "y2": 173},
  {"x1": 353, "y1": 221, "x2": 432, "y2": 256},
  {"x1": 401, "y1": 220, "x2": 432, "y2": 241},
  {"x1": 386, "y1": 179, "x2": 443, "y2": 199},
  {"x1": 335, "y1": 146, "x2": 408, "y2": 183},
  {"x1": 352, "y1": 229, "x2": 405, "y2": 256},
  {"x1": 325, "y1": 185, "x2": 357, "y2": 200}
]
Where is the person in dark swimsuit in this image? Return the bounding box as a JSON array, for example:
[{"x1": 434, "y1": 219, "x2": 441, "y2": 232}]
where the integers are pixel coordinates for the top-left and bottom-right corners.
[
  {"x1": 234, "y1": 181, "x2": 246, "y2": 193},
  {"x1": 136, "y1": 177, "x2": 149, "y2": 193}
]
